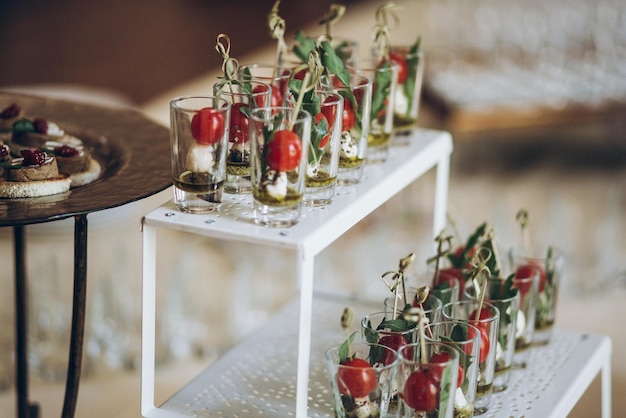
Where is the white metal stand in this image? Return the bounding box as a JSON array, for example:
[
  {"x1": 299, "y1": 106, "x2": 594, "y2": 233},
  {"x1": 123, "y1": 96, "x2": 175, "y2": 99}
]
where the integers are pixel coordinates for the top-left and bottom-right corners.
[{"x1": 139, "y1": 128, "x2": 611, "y2": 418}]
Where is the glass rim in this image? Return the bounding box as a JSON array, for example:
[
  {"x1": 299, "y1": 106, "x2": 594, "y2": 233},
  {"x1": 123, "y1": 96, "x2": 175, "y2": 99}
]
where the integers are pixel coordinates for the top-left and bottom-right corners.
[
  {"x1": 170, "y1": 95, "x2": 230, "y2": 112},
  {"x1": 237, "y1": 63, "x2": 293, "y2": 80},
  {"x1": 320, "y1": 73, "x2": 372, "y2": 89},
  {"x1": 442, "y1": 300, "x2": 500, "y2": 323},
  {"x1": 397, "y1": 340, "x2": 460, "y2": 363},
  {"x1": 463, "y1": 278, "x2": 520, "y2": 303},
  {"x1": 325, "y1": 341, "x2": 399, "y2": 369},
  {"x1": 213, "y1": 80, "x2": 273, "y2": 99},
  {"x1": 249, "y1": 106, "x2": 312, "y2": 122},
  {"x1": 384, "y1": 292, "x2": 442, "y2": 313},
  {"x1": 425, "y1": 320, "x2": 482, "y2": 344}
]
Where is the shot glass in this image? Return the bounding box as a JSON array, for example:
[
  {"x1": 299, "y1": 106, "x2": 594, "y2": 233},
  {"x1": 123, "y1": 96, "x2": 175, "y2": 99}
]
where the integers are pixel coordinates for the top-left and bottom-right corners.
[
  {"x1": 169, "y1": 96, "x2": 230, "y2": 213},
  {"x1": 512, "y1": 268, "x2": 539, "y2": 368},
  {"x1": 333, "y1": 37, "x2": 360, "y2": 67},
  {"x1": 238, "y1": 63, "x2": 292, "y2": 107},
  {"x1": 249, "y1": 106, "x2": 310, "y2": 227},
  {"x1": 303, "y1": 90, "x2": 343, "y2": 206},
  {"x1": 388, "y1": 45, "x2": 425, "y2": 141},
  {"x1": 509, "y1": 246, "x2": 564, "y2": 345},
  {"x1": 361, "y1": 311, "x2": 419, "y2": 350},
  {"x1": 325, "y1": 341, "x2": 398, "y2": 418},
  {"x1": 425, "y1": 320, "x2": 481, "y2": 418},
  {"x1": 383, "y1": 291, "x2": 443, "y2": 326},
  {"x1": 397, "y1": 341, "x2": 459, "y2": 418},
  {"x1": 350, "y1": 58, "x2": 398, "y2": 164},
  {"x1": 425, "y1": 266, "x2": 463, "y2": 306},
  {"x1": 213, "y1": 80, "x2": 272, "y2": 194},
  {"x1": 320, "y1": 74, "x2": 372, "y2": 185},
  {"x1": 443, "y1": 300, "x2": 500, "y2": 415},
  {"x1": 464, "y1": 278, "x2": 520, "y2": 392}
]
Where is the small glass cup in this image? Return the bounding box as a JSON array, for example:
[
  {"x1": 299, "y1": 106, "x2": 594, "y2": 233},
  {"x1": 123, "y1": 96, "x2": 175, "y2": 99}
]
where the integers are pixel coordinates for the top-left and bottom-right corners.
[
  {"x1": 509, "y1": 246, "x2": 564, "y2": 345},
  {"x1": 397, "y1": 341, "x2": 459, "y2": 418},
  {"x1": 443, "y1": 300, "x2": 500, "y2": 415},
  {"x1": 464, "y1": 278, "x2": 520, "y2": 392},
  {"x1": 424, "y1": 266, "x2": 463, "y2": 306},
  {"x1": 169, "y1": 96, "x2": 230, "y2": 213},
  {"x1": 237, "y1": 63, "x2": 292, "y2": 107},
  {"x1": 350, "y1": 58, "x2": 399, "y2": 164},
  {"x1": 213, "y1": 80, "x2": 272, "y2": 194},
  {"x1": 383, "y1": 291, "x2": 443, "y2": 325},
  {"x1": 425, "y1": 320, "x2": 481, "y2": 418},
  {"x1": 361, "y1": 311, "x2": 419, "y2": 348},
  {"x1": 511, "y1": 268, "x2": 539, "y2": 368},
  {"x1": 333, "y1": 37, "x2": 360, "y2": 67},
  {"x1": 320, "y1": 74, "x2": 372, "y2": 185},
  {"x1": 325, "y1": 341, "x2": 398, "y2": 418},
  {"x1": 388, "y1": 45, "x2": 425, "y2": 141},
  {"x1": 249, "y1": 106, "x2": 310, "y2": 227},
  {"x1": 303, "y1": 90, "x2": 344, "y2": 206}
]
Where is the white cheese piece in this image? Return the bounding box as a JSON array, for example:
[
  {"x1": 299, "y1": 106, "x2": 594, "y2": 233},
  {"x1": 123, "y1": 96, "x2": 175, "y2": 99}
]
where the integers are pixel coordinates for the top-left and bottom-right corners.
[
  {"x1": 395, "y1": 87, "x2": 409, "y2": 114},
  {"x1": 266, "y1": 171, "x2": 287, "y2": 200},
  {"x1": 340, "y1": 131, "x2": 358, "y2": 160},
  {"x1": 307, "y1": 161, "x2": 320, "y2": 178},
  {"x1": 454, "y1": 387, "x2": 468, "y2": 409},
  {"x1": 185, "y1": 142, "x2": 214, "y2": 172},
  {"x1": 515, "y1": 310, "x2": 526, "y2": 338}
]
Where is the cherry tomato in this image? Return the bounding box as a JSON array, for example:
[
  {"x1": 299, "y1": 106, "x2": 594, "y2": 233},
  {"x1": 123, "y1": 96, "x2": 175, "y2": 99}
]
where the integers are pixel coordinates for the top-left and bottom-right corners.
[
  {"x1": 466, "y1": 321, "x2": 490, "y2": 363},
  {"x1": 434, "y1": 268, "x2": 464, "y2": 299},
  {"x1": 389, "y1": 52, "x2": 409, "y2": 84},
  {"x1": 229, "y1": 103, "x2": 249, "y2": 144},
  {"x1": 293, "y1": 68, "x2": 307, "y2": 81},
  {"x1": 341, "y1": 98, "x2": 356, "y2": 132},
  {"x1": 314, "y1": 113, "x2": 331, "y2": 149},
  {"x1": 337, "y1": 358, "x2": 377, "y2": 398},
  {"x1": 403, "y1": 369, "x2": 439, "y2": 411},
  {"x1": 378, "y1": 334, "x2": 410, "y2": 365},
  {"x1": 320, "y1": 97, "x2": 338, "y2": 131},
  {"x1": 265, "y1": 130, "x2": 302, "y2": 171},
  {"x1": 191, "y1": 107, "x2": 225, "y2": 145},
  {"x1": 252, "y1": 84, "x2": 271, "y2": 109},
  {"x1": 516, "y1": 262, "x2": 547, "y2": 293},
  {"x1": 430, "y1": 352, "x2": 464, "y2": 387},
  {"x1": 254, "y1": 83, "x2": 283, "y2": 108},
  {"x1": 453, "y1": 245, "x2": 477, "y2": 268}
]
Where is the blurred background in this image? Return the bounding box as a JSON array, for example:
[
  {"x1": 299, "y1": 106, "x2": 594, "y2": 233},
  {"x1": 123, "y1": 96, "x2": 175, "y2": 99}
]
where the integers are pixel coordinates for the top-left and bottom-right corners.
[{"x1": 1, "y1": 0, "x2": 625, "y2": 416}]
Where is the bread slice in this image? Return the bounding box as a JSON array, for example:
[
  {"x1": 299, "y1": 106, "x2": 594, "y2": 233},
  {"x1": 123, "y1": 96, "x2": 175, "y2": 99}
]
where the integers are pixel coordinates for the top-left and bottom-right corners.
[
  {"x1": 0, "y1": 174, "x2": 71, "y2": 198},
  {"x1": 70, "y1": 157, "x2": 101, "y2": 188}
]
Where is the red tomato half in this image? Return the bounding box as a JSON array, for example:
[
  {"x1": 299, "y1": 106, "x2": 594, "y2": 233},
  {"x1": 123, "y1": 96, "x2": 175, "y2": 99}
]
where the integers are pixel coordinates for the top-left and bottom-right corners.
[
  {"x1": 434, "y1": 268, "x2": 464, "y2": 299},
  {"x1": 516, "y1": 262, "x2": 547, "y2": 293},
  {"x1": 229, "y1": 103, "x2": 249, "y2": 144},
  {"x1": 466, "y1": 321, "x2": 490, "y2": 363},
  {"x1": 320, "y1": 97, "x2": 338, "y2": 131},
  {"x1": 337, "y1": 358, "x2": 377, "y2": 398},
  {"x1": 265, "y1": 130, "x2": 302, "y2": 171},
  {"x1": 191, "y1": 107, "x2": 226, "y2": 145},
  {"x1": 389, "y1": 52, "x2": 409, "y2": 84},
  {"x1": 341, "y1": 99, "x2": 356, "y2": 132},
  {"x1": 314, "y1": 113, "x2": 331, "y2": 149},
  {"x1": 378, "y1": 334, "x2": 409, "y2": 365},
  {"x1": 403, "y1": 369, "x2": 439, "y2": 412},
  {"x1": 430, "y1": 352, "x2": 464, "y2": 387}
]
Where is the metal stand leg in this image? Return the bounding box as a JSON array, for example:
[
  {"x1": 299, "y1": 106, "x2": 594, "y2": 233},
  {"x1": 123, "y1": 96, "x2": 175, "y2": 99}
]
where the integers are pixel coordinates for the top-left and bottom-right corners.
[
  {"x1": 61, "y1": 214, "x2": 88, "y2": 418},
  {"x1": 14, "y1": 226, "x2": 40, "y2": 418}
]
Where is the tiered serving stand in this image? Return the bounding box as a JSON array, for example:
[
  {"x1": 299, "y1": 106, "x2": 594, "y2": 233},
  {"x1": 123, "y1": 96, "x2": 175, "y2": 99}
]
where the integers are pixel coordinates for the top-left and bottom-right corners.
[{"x1": 139, "y1": 128, "x2": 611, "y2": 417}]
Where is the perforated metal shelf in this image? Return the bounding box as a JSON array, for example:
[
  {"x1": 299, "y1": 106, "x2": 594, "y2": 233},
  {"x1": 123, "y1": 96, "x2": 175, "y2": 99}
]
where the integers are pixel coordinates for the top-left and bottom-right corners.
[{"x1": 147, "y1": 296, "x2": 610, "y2": 418}]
